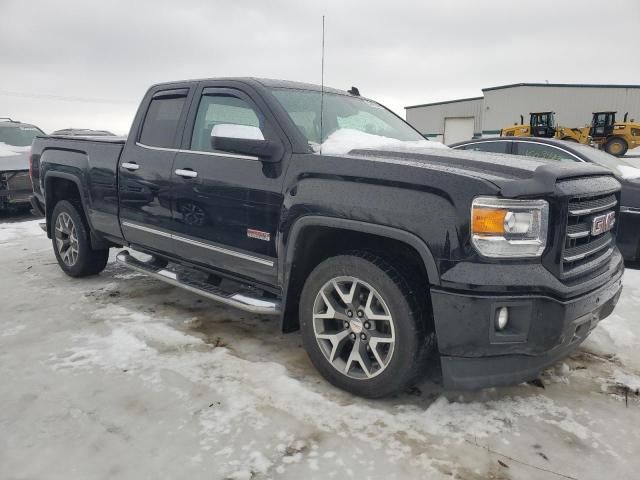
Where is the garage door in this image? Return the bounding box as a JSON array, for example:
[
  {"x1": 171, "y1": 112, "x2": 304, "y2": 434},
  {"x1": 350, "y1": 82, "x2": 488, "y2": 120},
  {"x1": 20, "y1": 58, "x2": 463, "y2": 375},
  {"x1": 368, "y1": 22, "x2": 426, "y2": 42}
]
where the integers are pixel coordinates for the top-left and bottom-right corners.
[{"x1": 443, "y1": 117, "x2": 475, "y2": 145}]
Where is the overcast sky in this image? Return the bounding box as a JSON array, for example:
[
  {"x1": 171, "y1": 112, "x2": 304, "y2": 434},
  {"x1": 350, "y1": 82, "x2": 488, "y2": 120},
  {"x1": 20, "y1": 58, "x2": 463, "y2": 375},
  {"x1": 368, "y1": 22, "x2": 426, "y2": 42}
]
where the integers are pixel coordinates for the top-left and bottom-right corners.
[{"x1": 2, "y1": 0, "x2": 639, "y2": 134}]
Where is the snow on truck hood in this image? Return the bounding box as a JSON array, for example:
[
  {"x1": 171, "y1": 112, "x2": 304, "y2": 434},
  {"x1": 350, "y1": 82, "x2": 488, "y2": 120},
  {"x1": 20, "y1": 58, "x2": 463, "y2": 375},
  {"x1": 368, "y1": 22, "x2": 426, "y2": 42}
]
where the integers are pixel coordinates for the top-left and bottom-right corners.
[
  {"x1": 318, "y1": 129, "x2": 449, "y2": 155},
  {"x1": 0, "y1": 142, "x2": 30, "y2": 171}
]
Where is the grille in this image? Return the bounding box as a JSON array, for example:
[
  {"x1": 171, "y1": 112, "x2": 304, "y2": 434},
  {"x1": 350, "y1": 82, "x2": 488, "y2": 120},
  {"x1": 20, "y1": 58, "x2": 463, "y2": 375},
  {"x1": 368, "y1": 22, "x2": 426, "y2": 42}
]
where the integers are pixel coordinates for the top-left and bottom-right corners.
[
  {"x1": 562, "y1": 192, "x2": 617, "y2": 279},
  {"x1": 4, "y1": 172, "x2": 32, "y2": 203}
]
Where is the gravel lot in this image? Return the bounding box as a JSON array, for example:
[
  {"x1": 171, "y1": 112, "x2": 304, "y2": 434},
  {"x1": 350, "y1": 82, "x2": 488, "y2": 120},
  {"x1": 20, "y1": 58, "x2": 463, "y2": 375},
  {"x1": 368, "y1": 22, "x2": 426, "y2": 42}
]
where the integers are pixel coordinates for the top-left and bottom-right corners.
[{"x1": 1, "y1": 216, "x2": 639, "y2": 480}]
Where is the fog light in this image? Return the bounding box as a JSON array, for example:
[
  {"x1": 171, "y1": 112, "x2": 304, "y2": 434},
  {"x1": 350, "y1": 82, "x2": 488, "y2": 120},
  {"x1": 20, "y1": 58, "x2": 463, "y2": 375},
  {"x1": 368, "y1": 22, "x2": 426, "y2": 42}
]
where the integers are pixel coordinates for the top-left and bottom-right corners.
[{"x1": 496, "y1": 307, "x2": 509, "y2": 331}]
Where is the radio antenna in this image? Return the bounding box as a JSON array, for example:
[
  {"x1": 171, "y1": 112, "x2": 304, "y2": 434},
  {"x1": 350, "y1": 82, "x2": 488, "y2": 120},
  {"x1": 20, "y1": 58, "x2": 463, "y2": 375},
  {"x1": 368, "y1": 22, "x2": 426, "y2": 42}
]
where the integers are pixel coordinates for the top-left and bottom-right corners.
[{"x1": 320, "y1": 15, "x2": 325, "y2": 154}]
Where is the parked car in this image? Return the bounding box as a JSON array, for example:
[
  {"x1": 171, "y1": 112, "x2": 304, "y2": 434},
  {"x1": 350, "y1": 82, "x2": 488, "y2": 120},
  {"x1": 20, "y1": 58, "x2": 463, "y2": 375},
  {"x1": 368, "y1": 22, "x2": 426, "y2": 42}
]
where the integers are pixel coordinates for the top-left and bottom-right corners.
[
  {"x1": 50, "y1": 128, "x2": 116, "y2": 137},
  {"x1": 451, "y1": 137, "x2": 640, "y2": 262},
  {"x1": 0, "y1": 118, "x2": 44, "y2": 211},
  {"x1": 30, "y1": 78, "x2": 623, "y2": 397}
]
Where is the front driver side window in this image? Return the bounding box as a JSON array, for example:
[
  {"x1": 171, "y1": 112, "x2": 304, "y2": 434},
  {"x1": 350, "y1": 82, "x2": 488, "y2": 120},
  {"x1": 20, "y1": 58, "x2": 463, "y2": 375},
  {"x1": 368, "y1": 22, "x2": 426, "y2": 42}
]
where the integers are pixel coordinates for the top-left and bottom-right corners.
[{"x1": 190, "y1": 94, "x2": 263, "y2": 152}]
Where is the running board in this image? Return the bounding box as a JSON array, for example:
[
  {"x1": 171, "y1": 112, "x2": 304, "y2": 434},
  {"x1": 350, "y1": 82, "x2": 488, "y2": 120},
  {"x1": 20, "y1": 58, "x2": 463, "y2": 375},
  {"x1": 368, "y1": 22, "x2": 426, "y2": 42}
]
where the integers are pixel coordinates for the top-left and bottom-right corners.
[{"x1": 115, "y1": 250, "x2": 280, "y2": 315}]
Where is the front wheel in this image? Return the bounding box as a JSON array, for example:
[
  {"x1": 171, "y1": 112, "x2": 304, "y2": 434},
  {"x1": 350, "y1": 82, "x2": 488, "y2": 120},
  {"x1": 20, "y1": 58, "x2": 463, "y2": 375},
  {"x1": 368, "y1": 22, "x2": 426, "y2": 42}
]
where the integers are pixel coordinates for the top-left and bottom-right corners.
[
  {"x1": 299, "y1": 252, "x2": 431, "y2": 398},
  {"x1": 51, "y1": 200, "x2": 109, "y2": 277},
  {"x1": 605, "y1": 137, "x2": 628, "y2": 157}
]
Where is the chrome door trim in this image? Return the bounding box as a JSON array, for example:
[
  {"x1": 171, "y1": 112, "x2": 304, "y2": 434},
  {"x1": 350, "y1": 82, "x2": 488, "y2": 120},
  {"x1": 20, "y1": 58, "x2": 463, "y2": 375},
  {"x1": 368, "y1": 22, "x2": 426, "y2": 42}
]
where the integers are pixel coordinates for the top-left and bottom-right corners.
[
  {"x1": 135, "y1": 142, "x2": 259, "y2": 161},
  {"x1": 121, "y1": 221, "x2": 274, "y2": 267}
]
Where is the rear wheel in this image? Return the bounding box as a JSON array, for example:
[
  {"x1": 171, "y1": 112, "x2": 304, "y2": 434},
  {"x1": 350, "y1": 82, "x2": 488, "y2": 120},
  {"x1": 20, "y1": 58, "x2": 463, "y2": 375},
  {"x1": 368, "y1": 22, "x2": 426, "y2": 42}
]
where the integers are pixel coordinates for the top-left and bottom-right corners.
[
  {"x1": 605, "y1": 137, "x2": 628, "y2": 157},
  {"x1": 299, "y1": 252, "x2": 431, "y2": 398},
  {"x1": 51, "y1": 200, "x2": 109, "y2": 277}
]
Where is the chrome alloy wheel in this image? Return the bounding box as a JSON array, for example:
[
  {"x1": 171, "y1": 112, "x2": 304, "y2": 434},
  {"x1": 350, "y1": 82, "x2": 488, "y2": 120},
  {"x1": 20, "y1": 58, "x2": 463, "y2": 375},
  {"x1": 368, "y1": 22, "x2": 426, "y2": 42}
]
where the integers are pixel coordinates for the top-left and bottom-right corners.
[
  {"x1": 54, "y1": 212, "x2": 79, "y2": 266},
  {"x1": 312, "y1": 276, "x2": 396, "y2": 379}
]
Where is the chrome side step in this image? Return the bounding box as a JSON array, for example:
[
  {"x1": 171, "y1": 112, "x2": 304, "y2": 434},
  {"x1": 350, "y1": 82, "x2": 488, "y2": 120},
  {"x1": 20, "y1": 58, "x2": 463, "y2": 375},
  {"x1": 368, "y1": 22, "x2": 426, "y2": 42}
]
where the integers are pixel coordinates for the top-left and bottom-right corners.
[{"x1": 115, "y1": 250, "x2": 280, "y2": 315}]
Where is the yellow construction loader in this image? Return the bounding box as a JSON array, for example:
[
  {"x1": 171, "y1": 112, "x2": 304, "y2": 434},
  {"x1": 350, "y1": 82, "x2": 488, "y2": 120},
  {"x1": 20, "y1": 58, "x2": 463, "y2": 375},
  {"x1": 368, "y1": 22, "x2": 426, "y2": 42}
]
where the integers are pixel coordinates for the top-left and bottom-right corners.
[
  {"x1": 501, "y1": 111, "x2": 640, "y2": 156},
  {"x1": 500, "y1": 112, "x2": 580, "y2": 141},
  {"x1": 574, "y1": 112, "x2": 640, "y2": 156}
]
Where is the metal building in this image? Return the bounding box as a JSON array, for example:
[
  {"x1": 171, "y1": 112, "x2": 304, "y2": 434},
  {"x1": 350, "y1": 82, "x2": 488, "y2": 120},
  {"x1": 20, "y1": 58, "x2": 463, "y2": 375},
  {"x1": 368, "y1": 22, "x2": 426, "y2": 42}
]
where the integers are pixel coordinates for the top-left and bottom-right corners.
[{"x1": 405, "y1": 83, "x2": 640, "y2": 144}]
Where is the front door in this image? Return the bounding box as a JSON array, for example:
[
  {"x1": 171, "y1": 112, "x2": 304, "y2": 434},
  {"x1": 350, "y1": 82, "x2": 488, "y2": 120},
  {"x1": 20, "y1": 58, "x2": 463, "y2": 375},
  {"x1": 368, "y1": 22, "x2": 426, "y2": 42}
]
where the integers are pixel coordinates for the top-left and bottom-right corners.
[
  {"x1": 118, "y1": 87, "x2": 191, "y2": 255},
  {"x1": 590, "y1": 112, "x2": 615, "y2": 139},
  {"x1": 170, "y1": 85, "x2": 286, "y2": 286}
]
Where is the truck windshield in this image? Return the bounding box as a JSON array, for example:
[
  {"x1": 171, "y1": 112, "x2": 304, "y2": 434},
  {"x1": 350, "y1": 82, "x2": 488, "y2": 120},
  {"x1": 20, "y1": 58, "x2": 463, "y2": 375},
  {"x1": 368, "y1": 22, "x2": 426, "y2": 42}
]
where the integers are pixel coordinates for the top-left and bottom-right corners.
[
  {"x1": 270, "y1": 88, "x2": 424, "y2": 151},
  {"x1": 0, "y1": 125, "x2": 43, "y2": 147}
]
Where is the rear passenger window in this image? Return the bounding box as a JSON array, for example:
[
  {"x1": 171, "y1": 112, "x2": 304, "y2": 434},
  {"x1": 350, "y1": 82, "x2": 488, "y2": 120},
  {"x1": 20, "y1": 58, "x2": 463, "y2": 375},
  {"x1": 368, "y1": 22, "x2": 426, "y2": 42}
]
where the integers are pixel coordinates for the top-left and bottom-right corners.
[
  {"x1": 513, "y1": 143, "x2": 577, "y2": 162},
  {"x1": 462, "y1": 141, "x2": 510, "y2": 154},
  {"x1": 139, "y1": 94, "x2": 187, "y2": 148},
  {"x1": 190, "y1": 94, "x2": 263, "y2": 152}
]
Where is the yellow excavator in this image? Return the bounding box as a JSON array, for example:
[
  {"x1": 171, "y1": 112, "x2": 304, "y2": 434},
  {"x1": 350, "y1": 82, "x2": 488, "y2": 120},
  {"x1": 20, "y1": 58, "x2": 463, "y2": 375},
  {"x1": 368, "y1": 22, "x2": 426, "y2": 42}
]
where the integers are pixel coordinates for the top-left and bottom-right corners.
[{"x1": 501, "y1": 111, "x2": 640, "y2": 156}]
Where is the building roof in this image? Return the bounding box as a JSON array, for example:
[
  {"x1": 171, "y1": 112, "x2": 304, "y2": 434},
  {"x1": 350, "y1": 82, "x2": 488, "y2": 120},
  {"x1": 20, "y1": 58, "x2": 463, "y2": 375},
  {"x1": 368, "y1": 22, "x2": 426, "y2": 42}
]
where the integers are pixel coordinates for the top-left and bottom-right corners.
[
  {"x1": 405, "y1": 82, "x2": 640, "y2": 110},
  {"x1": 482, "y1": 82, "x2": 640, "y2": 92},
  {"x1": 405, "y1": 95, "x2": 483, "y2": 110}
]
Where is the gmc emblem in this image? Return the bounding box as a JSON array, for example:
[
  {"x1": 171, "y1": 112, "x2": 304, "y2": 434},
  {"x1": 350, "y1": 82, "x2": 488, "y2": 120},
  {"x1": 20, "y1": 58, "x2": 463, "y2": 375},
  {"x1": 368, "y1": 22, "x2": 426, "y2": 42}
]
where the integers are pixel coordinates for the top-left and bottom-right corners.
[{"x1": 591, "y1": 211, "x2": 616, "y2": 236}]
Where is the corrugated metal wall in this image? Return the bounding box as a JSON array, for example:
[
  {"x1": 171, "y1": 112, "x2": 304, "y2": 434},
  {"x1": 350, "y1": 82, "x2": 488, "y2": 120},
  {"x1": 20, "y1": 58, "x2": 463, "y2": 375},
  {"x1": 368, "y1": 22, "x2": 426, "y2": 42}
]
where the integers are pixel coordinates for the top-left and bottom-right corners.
[
  {"x1": 406, "y1": 85, "x2": 640, "y2": 142},
  {"x1": 483, "y1": 86, "x2": 640, "y2": 133},
  {"x1": 405, "y1": 98, "x2": 483, "y2": 142}
]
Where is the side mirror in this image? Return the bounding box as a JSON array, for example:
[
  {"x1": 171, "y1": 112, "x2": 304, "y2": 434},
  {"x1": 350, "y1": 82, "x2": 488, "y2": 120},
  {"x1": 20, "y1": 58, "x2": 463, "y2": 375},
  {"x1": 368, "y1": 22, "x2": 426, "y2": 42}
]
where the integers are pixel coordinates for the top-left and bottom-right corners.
[{"x1": 211, "y1": 124, "x2": 282, "y2": 162}]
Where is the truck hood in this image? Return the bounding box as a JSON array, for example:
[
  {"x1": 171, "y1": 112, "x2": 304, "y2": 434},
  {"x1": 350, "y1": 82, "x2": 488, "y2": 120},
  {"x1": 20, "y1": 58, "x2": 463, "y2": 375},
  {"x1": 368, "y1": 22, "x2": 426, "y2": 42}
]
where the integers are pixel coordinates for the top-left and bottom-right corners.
[
  {"x1": 347, "y1": 146, "x2": 613, "y2": 197},
  {"x1": 0, "y1": 150, "x2": 29, "y2": 172}
]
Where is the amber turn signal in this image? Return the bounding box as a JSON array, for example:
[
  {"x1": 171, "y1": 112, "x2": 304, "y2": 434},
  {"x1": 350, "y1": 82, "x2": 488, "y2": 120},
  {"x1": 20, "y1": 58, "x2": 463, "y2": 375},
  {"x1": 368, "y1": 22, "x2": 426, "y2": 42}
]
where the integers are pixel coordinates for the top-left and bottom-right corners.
[{"x1": 472, "y1": 207, "x2": 507, "y2": 235}]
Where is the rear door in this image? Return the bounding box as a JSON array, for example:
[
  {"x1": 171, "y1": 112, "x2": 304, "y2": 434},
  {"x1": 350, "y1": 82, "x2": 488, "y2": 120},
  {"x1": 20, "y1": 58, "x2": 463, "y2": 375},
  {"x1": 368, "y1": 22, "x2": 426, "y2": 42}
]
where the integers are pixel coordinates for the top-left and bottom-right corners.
[
  {"x1": 118, "y1": 86, "x2": 192, "y2": 255},
  {"x1": 169, "y1": 84, "x2": 287, "y2": 286}
]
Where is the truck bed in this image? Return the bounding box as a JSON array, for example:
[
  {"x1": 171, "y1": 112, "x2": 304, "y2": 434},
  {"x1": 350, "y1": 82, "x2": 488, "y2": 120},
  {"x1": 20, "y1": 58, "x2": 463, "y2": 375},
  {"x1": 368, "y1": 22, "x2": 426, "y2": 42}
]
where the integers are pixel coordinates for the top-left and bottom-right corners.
[{"x1": 31, "y1": 135, "x2": 127, "y2": 241}]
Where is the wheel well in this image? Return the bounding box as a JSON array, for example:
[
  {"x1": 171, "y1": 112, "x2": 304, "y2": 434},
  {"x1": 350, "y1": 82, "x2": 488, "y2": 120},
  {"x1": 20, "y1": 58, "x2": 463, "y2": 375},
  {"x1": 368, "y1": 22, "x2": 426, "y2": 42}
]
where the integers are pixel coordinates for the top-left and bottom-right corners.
[
  {"x1": 282, "y1": 226, "x2": 432, "y2": 333},
  {"x1": 45, "y1": 177, "x2": 82, "y2": 232}
]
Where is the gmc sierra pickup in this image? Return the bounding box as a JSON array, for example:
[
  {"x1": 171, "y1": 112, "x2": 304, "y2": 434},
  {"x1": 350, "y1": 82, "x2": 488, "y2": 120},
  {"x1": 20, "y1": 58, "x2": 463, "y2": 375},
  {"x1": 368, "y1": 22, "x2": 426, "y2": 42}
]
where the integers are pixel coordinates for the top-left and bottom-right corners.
[{"x1": 30, "y1": 78, "x2": 624, "y2": 397}]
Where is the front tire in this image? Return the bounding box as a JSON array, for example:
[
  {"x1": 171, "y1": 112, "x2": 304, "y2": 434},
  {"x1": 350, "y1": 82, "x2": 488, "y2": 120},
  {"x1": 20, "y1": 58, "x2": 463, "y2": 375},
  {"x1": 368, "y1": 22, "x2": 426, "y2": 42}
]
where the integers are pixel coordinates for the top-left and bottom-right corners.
[
  {"x1": 605, "y1": 137, "x2": 628, "y2": 157},
  {"x1": 299, "y1": 252, "x2": 431, "y2": 398},
  {"x1": 51, "y1": 200, "x2": 109, "y2": 277}
]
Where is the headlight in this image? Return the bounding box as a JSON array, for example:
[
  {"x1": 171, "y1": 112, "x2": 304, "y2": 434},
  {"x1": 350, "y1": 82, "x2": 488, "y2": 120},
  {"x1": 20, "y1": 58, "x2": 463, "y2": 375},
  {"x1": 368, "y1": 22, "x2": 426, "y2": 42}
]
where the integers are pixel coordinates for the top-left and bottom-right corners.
[{"x1": 471, "y1": 197, "x2": 549, "y2": 258}]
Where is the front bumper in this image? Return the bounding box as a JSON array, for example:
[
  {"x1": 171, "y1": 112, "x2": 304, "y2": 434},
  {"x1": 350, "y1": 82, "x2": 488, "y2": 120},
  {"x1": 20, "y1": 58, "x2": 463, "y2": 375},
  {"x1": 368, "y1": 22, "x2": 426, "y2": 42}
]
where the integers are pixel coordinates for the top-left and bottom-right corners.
[
  {"x1": 0, "y1": 171, "x2": 32, "y2": 207},
  {"x1": 431, "y1": 262, "x2": 624, "y2": 390}
]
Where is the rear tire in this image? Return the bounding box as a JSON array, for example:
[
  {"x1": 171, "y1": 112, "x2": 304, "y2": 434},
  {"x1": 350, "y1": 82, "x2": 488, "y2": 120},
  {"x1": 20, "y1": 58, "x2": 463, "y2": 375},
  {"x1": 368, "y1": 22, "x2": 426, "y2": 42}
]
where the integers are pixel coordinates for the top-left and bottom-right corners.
[
  {"x1": 51, "y1": 200, "x2": 109, "y2": 277},
  {"x1": 299, "y1": 252, "x2": 431, "y2": 398},
  {"x1": 605, "y1": 137, "x2": 628, "y2": 157}
]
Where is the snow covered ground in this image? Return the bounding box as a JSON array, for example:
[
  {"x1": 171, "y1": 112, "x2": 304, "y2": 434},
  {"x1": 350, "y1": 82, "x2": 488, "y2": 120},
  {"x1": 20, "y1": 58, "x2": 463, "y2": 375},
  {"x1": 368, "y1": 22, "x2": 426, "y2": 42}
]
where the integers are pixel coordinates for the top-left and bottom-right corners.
[{"x1": 1, "y1": 217, "x2": 639, "y2": 480}]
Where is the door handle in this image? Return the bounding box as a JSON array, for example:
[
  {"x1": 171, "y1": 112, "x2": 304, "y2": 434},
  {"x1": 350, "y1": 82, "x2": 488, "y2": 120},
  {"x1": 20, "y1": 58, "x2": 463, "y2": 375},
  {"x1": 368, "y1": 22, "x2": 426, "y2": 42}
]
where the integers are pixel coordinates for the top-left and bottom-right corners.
[
  {"x1": 175, "y1": 168, "x2": 198, "y2": 178},
  {"x1": 121, "y1": 162, "x2": 139, "y2": 171}
]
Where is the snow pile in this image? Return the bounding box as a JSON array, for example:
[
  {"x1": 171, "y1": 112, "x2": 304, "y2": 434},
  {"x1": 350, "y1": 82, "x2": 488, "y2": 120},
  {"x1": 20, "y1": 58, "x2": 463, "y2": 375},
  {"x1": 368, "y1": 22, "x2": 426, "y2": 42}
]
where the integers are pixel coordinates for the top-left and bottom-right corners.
[
  {"x1": 616, "y1": 165, "x2": 640, "y2": 180},
  {"x1": 320, "y1": 128, "x2": 448, "y2": 155},
  {"x1": 610, "y1": 370, "x2": 640, "y2": 392},
  {"x1": 47, "y1": 299, "x2": 610, "y2": 477},
  {"x1": 0, "y1": 220, "x2": 43, "y2": 245},
  {"x1": 0, "y1": 142, "x2": 30, "y2": 157},
  {"x1": 584, "y1": 268, "x2": 640, "y2": 370}
]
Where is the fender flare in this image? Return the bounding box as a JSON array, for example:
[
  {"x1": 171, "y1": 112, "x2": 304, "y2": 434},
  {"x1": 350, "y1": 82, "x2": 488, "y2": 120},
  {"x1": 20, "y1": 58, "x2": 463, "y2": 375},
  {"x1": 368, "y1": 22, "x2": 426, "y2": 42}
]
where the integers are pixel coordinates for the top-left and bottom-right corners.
[
  {"x1": 279, "y1": 215, "x2": 441, "y2": 332},
  {"x1": 43, "y1": 171, "x2": 106, "y2": 248},
  {"x1": 282, "y1": 216, "x2": 440, "y2": 285}
]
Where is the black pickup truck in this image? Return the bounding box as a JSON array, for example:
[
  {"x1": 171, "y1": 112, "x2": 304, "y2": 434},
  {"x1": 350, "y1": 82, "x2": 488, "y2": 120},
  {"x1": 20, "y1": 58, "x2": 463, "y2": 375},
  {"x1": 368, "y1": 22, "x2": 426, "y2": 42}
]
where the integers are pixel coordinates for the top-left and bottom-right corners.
[{"x1": 30, "y1": 78, "x2": 624, "y2": 397}]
